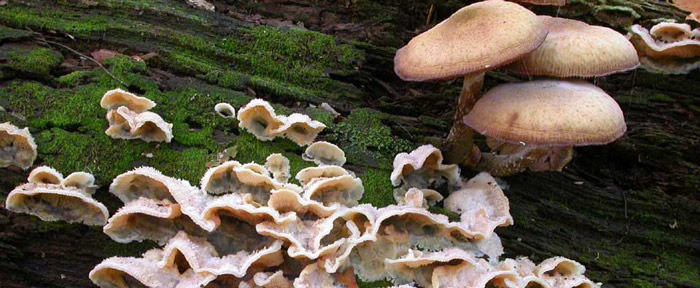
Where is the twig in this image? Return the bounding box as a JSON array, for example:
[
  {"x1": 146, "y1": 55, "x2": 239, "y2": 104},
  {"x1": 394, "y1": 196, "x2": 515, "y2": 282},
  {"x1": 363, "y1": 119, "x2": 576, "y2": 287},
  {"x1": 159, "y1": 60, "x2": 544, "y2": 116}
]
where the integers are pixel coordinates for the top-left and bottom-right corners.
[{"x1": 33, "y1": 32, "x2": 129, "y2": 88}]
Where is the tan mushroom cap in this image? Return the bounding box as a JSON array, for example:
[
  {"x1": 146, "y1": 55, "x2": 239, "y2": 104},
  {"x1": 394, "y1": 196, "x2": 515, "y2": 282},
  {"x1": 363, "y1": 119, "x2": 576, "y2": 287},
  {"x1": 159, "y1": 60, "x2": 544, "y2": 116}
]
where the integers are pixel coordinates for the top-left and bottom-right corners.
[
  {"x1": 505, "y1": 16, "x2": 639, "y2": 77},
  {"x1": 464, "y1": 80, "x2": 626, "y2": 146},
  {"x1": 394, "y1": 0, "x2": 548, "y2": 81}
]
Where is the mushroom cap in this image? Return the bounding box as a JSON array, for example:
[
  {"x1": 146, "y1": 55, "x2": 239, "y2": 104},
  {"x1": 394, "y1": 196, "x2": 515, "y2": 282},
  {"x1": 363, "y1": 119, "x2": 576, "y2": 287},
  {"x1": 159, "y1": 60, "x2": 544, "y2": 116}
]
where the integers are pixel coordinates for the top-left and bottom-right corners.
[
  {"x1": 464, "y1": 80, "x2": 626, "y2": 146},
  {"x1": 505, "y1": 16, "x2": 639, "y2": 77},
  {"x1": 100, "y1": 88, "x2": 156, "y2": 112},
  {"x1": 394, "y1": 0, "x2": 548, "y2": 81}
]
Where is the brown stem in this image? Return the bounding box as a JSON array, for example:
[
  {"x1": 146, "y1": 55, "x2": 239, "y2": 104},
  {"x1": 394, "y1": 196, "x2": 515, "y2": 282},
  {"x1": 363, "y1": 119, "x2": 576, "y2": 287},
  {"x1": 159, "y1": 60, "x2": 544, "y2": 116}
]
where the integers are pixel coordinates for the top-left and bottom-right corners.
[{"x1": 442, "y1": 72, "x2": 484, "y2": 166}]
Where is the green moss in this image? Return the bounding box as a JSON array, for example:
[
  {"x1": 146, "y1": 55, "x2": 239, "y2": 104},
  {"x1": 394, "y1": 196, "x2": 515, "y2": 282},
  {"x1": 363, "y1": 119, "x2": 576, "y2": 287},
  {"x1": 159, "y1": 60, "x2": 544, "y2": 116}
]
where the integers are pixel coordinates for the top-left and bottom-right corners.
[
  {"x1": 33, "y1": 218, "x2": 86, "y2": 233},
  {"x1": 630, "y1": 279, "x2": 656, "y2": 288},
  {"x1": 332, "y1": 108, "x2": 413, "y2": 168},
  {"x1": 0, "y1": 6, "x2": 110, "y2": 36},
  {"x1": 6, "y1": 48, "x2": 63, "y2": 76},
  {"x1": 304, "y1": 107, "x2": 335, "y2": 127},
  {"x1": 357, "y1": 167, "x2": 394, "y2": 208},
  {"x1": 57, "y1": 70, "x2": 95, "y2": 87},
  {"x1": 0, "y1": 25, "x2": 33, "y2": 42}
]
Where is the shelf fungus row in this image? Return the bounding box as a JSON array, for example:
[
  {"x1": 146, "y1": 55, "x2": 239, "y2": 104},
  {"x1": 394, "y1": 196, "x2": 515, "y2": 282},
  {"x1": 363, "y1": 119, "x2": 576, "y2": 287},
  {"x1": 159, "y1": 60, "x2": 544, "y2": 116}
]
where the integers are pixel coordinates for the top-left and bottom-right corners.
[
  {"x1": 237, "y1": 99, "x2": 326, "y2": 146},
  {"x1": 628, "y1": 22, "x2": 700, "y2": 74},
  {"x1": 5, "y1": 166, "x2": 108, "y2": 226},
  {"x1": 0, "y1": 122, "x2": 37, "y2": 170},
  {"x1": 84, "y1": 141, "x2": 599, "y2": 287},
  {"x1": 102, "y1": 88, "x2": 173, "y2": 142},
  {"x1": 394, "y1": 1, "x2": 636, "y2": 175}
]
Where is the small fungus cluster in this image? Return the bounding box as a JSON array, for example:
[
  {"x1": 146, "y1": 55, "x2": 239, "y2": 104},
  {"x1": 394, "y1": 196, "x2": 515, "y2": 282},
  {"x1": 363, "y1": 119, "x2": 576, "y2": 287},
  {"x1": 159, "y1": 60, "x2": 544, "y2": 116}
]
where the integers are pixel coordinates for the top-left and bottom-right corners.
[
  {"x1": 0, "y1": 122, "x2": 37, "y2": 170},
  {"x1": 394, "y1": 0, "x2": 637, "y2": 176},
  {"x1": 102, "y1": 88, "x2": 174, "y2": 142},
  {"x1": 5, "y1": 166, "x2": 108, "y2": 226},
  {"x1": 237, "y1": 99, "x2": 326, "y2": 146},
  {"x1": 628, "y1": 22, "x2": 700, "y2": 74}
]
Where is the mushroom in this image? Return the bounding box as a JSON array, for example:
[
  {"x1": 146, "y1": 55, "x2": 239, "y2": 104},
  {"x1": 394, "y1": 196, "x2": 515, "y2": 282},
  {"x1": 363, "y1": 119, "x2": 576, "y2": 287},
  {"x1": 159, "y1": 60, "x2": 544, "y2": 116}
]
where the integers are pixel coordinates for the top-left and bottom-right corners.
[
  {"x1": 464, "y1": 80, "x2": 626, "y2": 176},
  {"x1": 385, "y1": 248, "x2": 478, "y2": 287},
  {"x1": 27, "y1": 165, "x2": 64, "y2": 184},
  {"x1": 237, "y1": 99, "x2": 285, "y2": 141},
  {"x1": 628, "y1": 23, "x2": 700, "y2": 59},
  {"x1": 272, "y1": 113, "x2": 326, "y2": 146},
  {"x1": 431, "y1": 259, "x2": 520, "y2": 288},
  {"x1": 505, "y1": 16, "x2": 639, "y2": 77},
  {"x1": 214, "y1": 102, "x2": 236, "y2": 119},
  {"x1": 627, "y1": 23, "x2": 700, "y2": 74},
  {"x1": 265, "y1": 153, "x2": 291, "y2": 183},
  {"x1": 0, "y1": 122, "x2": 37, "y2": 170},
  {"x1": 100, "y1": 88, "x2": 156, "y2": 112},
  {"x1": 390, "y1": 145, "x2": 460, "y2": 193},
  {"x1": 6, "y1": 166, "x2": 108, "y2": 226},
  {"x1": 130, "y1": 111, "x2": 174, "y2": 143},
  {"x1": 302, "y1": 141, "x2": 347, "y2": 166},
  {"x1": 444, "y1": 172, "x2": 513, "y2": 236},
  {"x1": 394, "y1": 0, "x2": 548, "y2": 165}
]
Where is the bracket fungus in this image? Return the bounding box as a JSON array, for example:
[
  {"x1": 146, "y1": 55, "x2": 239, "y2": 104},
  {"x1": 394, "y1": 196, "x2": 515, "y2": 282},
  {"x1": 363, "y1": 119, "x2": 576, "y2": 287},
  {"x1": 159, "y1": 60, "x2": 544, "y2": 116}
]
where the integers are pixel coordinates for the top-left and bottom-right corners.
[
  {"x1": 101, "y1": 88, "x2": 156, "y2": 112},
  {"x1": 394, "y1": 0, "x2": 548, "y2": 165},
  {"x1": 0, "y1": 122, "x2": 37, "y2": 170},
  {"x1": 272, "y1": 114, "x2": 326, "y2": 146},
  {"x1": 391, "y1": 145, "x2": 460, "y2": 205},
  {"x1": 102, "y1": 89, "x2": 173, "y2": 143},
  {"x1": 303, "y1": 141, "x2": 347, "y2": 166},
  {"x1": 6, "y1": 166, "x2": 108, "y2": 226},
  {"x1": 83, "y1": 137, "x2": 598, "y2": 287},
  {"x1": 237, "y1": 99, "x2": 326, "y2": 146},
  {"x1": 265, "y1": 153, "x2": 291, "y2": 183},
  {"x1": 464, "y1": 80, "x2": 626, "y2": 176},
  {"x1": 444, "y1": 172, "x2": 513, "y2": 237},
  {"x1": 215, "y1": 102, "x2": 236, "y2": 119},
  {"x1": 628, "y1": 23, "x2": 700, "y2": 74}
]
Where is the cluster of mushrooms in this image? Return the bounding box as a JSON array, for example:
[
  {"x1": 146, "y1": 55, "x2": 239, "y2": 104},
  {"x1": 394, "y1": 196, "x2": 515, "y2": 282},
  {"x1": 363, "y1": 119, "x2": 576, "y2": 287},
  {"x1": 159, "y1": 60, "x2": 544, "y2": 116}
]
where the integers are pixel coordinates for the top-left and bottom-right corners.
[
  {"x1": 102, "y1": 88, "x2": 174, "y2": 143},
  {"x1": 5, "y1": 0, "x2": 679, "y2": 286},
  {"x1": 3, "y1": 90, "x2": 600, "y2": 287},
  {"x1": 394, "y1": 0, "x2": 642, "y2": 176}
]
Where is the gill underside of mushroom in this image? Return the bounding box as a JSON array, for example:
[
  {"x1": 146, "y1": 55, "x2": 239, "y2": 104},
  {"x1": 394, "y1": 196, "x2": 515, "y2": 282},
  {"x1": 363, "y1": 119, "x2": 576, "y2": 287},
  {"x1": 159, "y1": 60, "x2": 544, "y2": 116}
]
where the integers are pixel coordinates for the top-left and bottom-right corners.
[
  {"x1": 477, "y1": 144, "x2": 574, "y2": 176},
  {"x1": 442, "y1": 72, "x2": 484, "y2": 166}
]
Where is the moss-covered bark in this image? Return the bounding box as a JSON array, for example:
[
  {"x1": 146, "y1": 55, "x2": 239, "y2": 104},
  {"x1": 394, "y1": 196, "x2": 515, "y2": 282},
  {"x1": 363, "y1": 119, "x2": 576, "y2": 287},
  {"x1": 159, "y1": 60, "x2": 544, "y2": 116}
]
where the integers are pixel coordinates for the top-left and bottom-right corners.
[{"x1": 0, "y1": 0, "x2": 698, "y2": 287}]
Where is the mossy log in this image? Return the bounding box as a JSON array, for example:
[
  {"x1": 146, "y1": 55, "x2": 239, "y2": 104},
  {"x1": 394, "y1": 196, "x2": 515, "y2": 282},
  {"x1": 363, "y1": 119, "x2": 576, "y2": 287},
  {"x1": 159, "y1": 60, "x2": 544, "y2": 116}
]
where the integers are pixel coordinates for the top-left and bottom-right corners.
[{"x1": 0, "y1": 0, "x2": 698, "y2": 287}]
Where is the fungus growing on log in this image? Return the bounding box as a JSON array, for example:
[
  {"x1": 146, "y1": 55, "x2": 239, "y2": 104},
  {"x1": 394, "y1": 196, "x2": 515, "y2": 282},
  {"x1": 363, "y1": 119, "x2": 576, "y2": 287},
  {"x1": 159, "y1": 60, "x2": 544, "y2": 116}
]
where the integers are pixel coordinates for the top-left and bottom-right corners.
[
  {"x1": 464, "y1": 80, "x2": 626, "y2": 176},
  {"x1": 102, "y1": 89, "x2": 173, "y2": 142},
  {"x1": 272, "y1": 113, "x2": 326, "y2": 146},
  {"x1": 100, "y1": 88, "x2": 156, "y2": 112},
  {"x1": 5, "y1": 166, "x2": 108, "y2": 226},
  {"x1": 0, "y1": 122, "x2": 37, "y2": 170},
  {"x1": 265, "y1": 153, "x2": 291, "y2": 183},
  {"x1": 238, "y1": 99, "x2": 326, "y2": 146},
  {"x1": 303, "y1": 141, "x2": 347, "y2": 166},
  {"x1": 390, "y1": 145, "x2": 460, "y2": 205},
  {"x1": 394, "y1": 0, "x2": 548, "y2": 165},
  {"x1": 628, "y1": 23, "x2": 700, "y2": 74},
  {"x1": 444, "y1": 172, "x2": 513, "y2": 236},
  {"x1": 215, "y1": 102, "x2": 236, "y2": 119}
]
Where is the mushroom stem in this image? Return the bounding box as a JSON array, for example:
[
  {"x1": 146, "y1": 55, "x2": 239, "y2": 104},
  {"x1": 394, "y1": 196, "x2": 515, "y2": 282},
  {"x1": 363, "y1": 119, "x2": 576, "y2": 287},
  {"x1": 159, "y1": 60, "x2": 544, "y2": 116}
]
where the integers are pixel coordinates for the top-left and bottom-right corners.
[
  {"x1": 477, "y1": 143, "x2": 574, "y2": 176},
  {"x1": 443, "y1": 72, "x2": 484, "y2": 166}
]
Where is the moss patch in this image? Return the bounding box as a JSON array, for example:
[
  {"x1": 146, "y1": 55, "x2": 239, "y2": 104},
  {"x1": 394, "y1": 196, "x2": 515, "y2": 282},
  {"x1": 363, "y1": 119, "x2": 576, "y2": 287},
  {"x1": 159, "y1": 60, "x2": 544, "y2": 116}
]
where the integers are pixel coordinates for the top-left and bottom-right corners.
[{"x1": 6, "y1": 48, "x2": 63, "y2": 76}]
